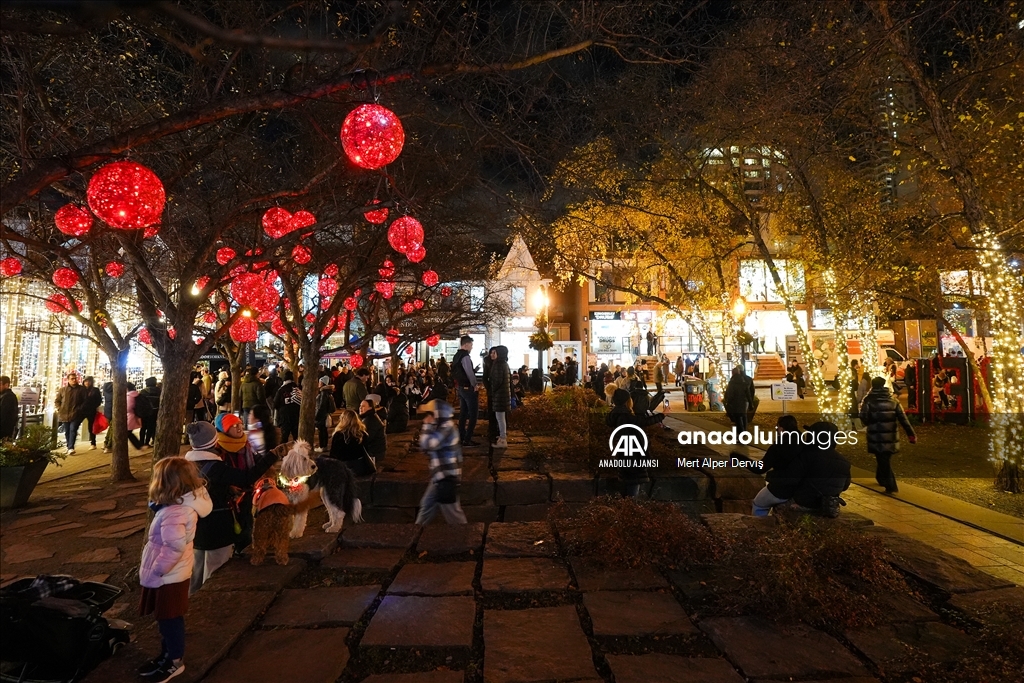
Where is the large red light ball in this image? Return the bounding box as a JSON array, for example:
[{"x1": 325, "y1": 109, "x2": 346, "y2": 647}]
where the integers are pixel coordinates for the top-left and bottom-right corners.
[
  {"x1": 216, "y1": 247, "x2": 236, "y2": 265},
  {"x1": 271, "y1": 319, "x2": 287, "y2": 336},
  {"x1": 52, "y1": 267, "x2": 79, "y2": 289},
  {"x1": 405, "y1": 243, "x2": 426, "y2": 263},
  {"x1": 105, "y1": 261, "x2": 125, "y2": 278},
  {"x1": 46, "y1": 293, "x2": 75, "y2": 314},
  {"x1": 427, "y1": 333, "x2": 440, "y2": 347},
  {"x1": 349, "y1": 354, "x2": 364, "y2": 369},
  {"x1": 230, "y1": 316, "x2": 259, "y2": 343},
  {"x1": 138, "y1": 328, "x2": 152, "y2": 344},
  {"x1": 402, "y1": 302, "x2": 415, "y2": 314},
  {"x1": 1, "y1": 257, "x2": 22, "y2": 277},
  {"x1": 231, "y1": 272, "x2": 265, "y2": 308},
  {"x1": 54, "y1": 204, "x2": 93, "y2": 237},
  {"x1": 262, "y1": 207, "x2": 291, "y2": 239},
  {"x1": 364, "y1": 199, "x2": 389, "y2": 224},
  {"x1": 343, "y1": 296, "x2": 358, "y2": 311},
  {"x1": 387, "y1": 216, "x2": 424, "y2": 254},
  {"x1": 421, "y1": 270, "x2": 439, "y2": 287},
  {"x1": 386, "y1": 328, "x2": 400, "y2": 345},
  {"x1": 87, "y1": 160, "x2": 165, "y2": 229},
  {"x1": 292, "y1": 245, "x2": 312, "y2": 265},
  {"x1": 341, "y1": 104, "x2": 405, "y2": 169}
]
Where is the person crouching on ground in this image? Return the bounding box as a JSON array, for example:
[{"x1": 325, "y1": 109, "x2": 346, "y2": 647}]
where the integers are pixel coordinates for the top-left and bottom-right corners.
[
  {"x1": 184, "y1": 421, "x2": 278, "y2": 593},
  {"x1": 791, "y1": 421, "x2": 852, "y2": 517},
  {"x1": 138, "y1": 457, "x2": 212, "y2": 682},
  {"x1": 859, "y1": 376, "x2": 916, "y2": 493},
  {"x1": 751, "y1": 415, "x2": 808, "y2": 517},
  {"x1": 415, "y1": 400, "x2": 467, "y2": 525},
  {"x1": 606, "y1": 389, "x2": 665, "y2": 498}
]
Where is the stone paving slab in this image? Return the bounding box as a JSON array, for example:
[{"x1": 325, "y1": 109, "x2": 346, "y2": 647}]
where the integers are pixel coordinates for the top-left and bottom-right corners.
[
  {"x1": 362, "y1": 506, "x2": 419, "y2": 523},
  {"x1": 481, "y1": 557, "x2": 571, "y2": 592},
  {"x1": 417, "y1": 522, "x2": 485, "y2": 555},
  {"x1": 649, "y1": 471, "x2": 711, "y2": 501},
  {"x1": 261, "y1": 586, "x2": 379, "y2": 626},
  {"x1": 845, "y1": 622, "x2": 975, "y2": 671},
  {"x1": 570, "y1": 558, "x2": 669, "y2": 591},
  {"x1": 65, "y1": 547, "x2": 120, "y2": 564},
  {"x1": 322, "y1": 547, "x2": 406, "y2": 572},
  {"x1": 204, "y1": 627, "x2": 350, "y2": 683},
  {"x1": 606, "y1": 655, "x2": 744, "y2": 683},
  {"x1": 201, "y1": 557, "x2": 306, "y2": 592},
  {"x1": 373, "y1": 475, "x2": 430, "y2": 507},
  {"x1": 549, "y1": 472, "x2": 595, "y2": 502},
  {"x1": 707, "y1": 469, "x2": 763, "y2": 500},
  {"x1": 5, "y1": 514, "x2": 56, "y2": 530},
  {"x1": 0, "y1": 542, "x2": 55, "y2": 563},
  {"x1": 84, "y1": 590, "x2": 276, "y2": 683},
  {"x1": 388, "y1": 562, "x2": 476, "y2": 596},
  {"x1": 35, "y1": 521, "x2": 86, "y2": 536},
  {"x1": 502, "y1": 503, "x2": 550, "y2": 522},
  {"x1": 699, "y1": 616, "x2": 870, "y2": 679},
  {"x1": 461, "y1": 458, "x2": 496, "y2": 505},
  {"x1": 361, "y1": 673, "x2": 465, "y2": 683},
  {"x1": 16, "y1": 504, "x2": 67, "y2": 514},
  {"x1": 495, "y1": 471, "x2": 550, "y2": 506},
  {"x1": 79, "y1": 519, "x2": 145, "y2": 538},
  {"x1": 485, "y1": 522, "x2": 557, "y2": 558},
  {"x1": 874, "y1": 591, "x2": 940, "y2": 623},
  {"x1": 288, "y1": 530, "x2": 338, "y2": 561},
  {"x1": 78, "y1": 500, "x2": 118, "y2": 513},
  {"x1": 948, "y1": 586, "x2": 1024, "y2": 625},
  {"x1": 484, "y1": 606, "x2": 598, "y2": 683},
  {"x1": 465, "y1": 505, "x2": 500, "y2": 523},
  {"x1": 583, "y1": 590, "x2": 696, "y2": 637},
  {"x1": 361, "y1": 596, "x2": 475, "y2": 648},
  {"x1": 342, "y1": 523, "x2": 420, "y2": 550}
]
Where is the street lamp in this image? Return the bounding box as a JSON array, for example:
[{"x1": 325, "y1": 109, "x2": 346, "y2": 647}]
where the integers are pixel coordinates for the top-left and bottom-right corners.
[
  {"x1": 732, "y1": 295, "x2": 748, "y2": 367},
  {"x1": 532, "y1": 285, "x2": 550, "y2": 377}
]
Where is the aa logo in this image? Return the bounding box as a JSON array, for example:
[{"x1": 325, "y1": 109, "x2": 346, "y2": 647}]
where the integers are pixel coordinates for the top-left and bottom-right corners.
[{"x1": 608, "y1": 424, "x2": 649, "y2": 459}]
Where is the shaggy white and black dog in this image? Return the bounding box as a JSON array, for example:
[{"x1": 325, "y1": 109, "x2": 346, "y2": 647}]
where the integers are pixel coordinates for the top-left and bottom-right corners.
[{"x1": 278, "y1": 440, "x2": 363, "y2": 536}]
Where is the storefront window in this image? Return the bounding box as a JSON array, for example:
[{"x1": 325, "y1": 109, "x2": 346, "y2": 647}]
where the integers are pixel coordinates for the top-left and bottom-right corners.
[
  {"x1": 510, "y1": 286, "x2": 526, "y2": 313},
  {"x1": 739, "y1": 259, "x2": 805, "y2": 302}
]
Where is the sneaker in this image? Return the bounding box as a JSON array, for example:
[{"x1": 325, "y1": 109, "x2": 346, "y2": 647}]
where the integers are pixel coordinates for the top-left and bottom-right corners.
[
  {"x1": 138, "y1": 654, "x2": 168, "y2": 677},
  {"x1": 67, "y1": 448, "x2": 76, "y2": 455},
  {"x1": 494, "y1": 438, "x2": 508, "y2": 448},
  {"x1": 90, "y1": 444, "x2": 97, "y2": 450},
  {"x1": 149, "y1": 660, "x2": 184, "y2": 682},
  {"x1": 463, "y1": 439, "x2": 480, "y2": 447},
  {"x1": 102, "y1": 447, "x2": 110, "y2": 454}
]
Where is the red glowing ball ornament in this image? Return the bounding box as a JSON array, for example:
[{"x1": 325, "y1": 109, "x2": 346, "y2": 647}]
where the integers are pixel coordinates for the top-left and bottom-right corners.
[
  {"x1": 202, "y1": 310, "x2": 217, "y2": 324},
  {"x1": 262, "y1": 208, "x2": 317, "y2": 239},
  {"x1": 218, "y1": 300, "x2": 229, "y2": 313},
  {"x1": 305, "y1": 313, "x2": 316, "y2": 324},
  {"x1": 230, "y1": 316, "x2": 259, "y2": 343},
  {"x1": 375, "y1": 281, "x2": 395, "y2": 299},
  {"x1": 440, "y1": 285, "x2": 453, "y2": 297},
  {"x1": 271, "y1": 319, "x2": 287, "y2": 336},
  {"x1": 427, "y1": 333, "x2": 440, "y2": 347},
  {"x1": 167, "y1": 328, "x2": 177, "y2": 340},
  {"x1": 194, "y1": 275, "x2": 210, "y2": 292},
  {"x1": 143, "y1": 225, "x2": 160, "y2": 239},
  {"x1": 405, "y1": 346, "x2": 414, "y2": 355},
  {"x1": 413, "y1": 298, "x2": 424, "y2": 310},
  {"x1": 405, "y1": 243, "x2": 426, "y2": 263},
  {"x1": 324, "y1": 264, "x2": 339, "y2": 277},
  {"x1": 54, "y1": 204, "x2": 93, "y2": 237},
  {"x1": 343, "y1": 296, "x2": 358, "y2": 311},
  {"x1": 257, "y1": 308, "x2": 277, "y2": 323},
  {"x1": 349, "y1": 353, "x2": 364, "y2": 369},
  {"x1": 402, "y1": 302, "x2": 415, "y2": 314},
  {"x1": 245, "y1": 248, "x2": 269, "y2": 271},
  {"x1": 87, "y1": 160, "x2": 166, "y2": 230},
  {"x1": 341, "y1": 104, "x2": 405, "y2": 169},
  {"x1": 292, "y1": 245, "x2": 312, "y2": 265},
  {"x1": 46, "y1": 293, "x2": 79, "y2": 314},
  {"x1": 378, "y1": 259, "x2": 396, "y2": 279},
  {"x1": 230, "y1": 272, "x2": 266, "y2": 308},
  {"x1": 1, "y1": 257, "x2": 23, "y2": 277},
  {"x1": 104, "y1": 261, "x2": 125, "y2": 278},
  {"x1": 386, "y1": 328, "x2": 400, "y2": 345},
  {"x1": 52, "y1": 267, "x2": 79, "y2": 289},
  {"x1": 216, "y1": 247, "x2": 236, "y2": 265},
  {"x1": 421, "y1": 270, "x2": 438, "y2": 287},
  {"x1": 387, "y1": 216, "x2": 424, "y2": 254},
  {"x1": 318, "y1": 277, "x2": 338, "y2": 299},
  {"x1": 138, "y1": 328, "x2": 152, "y2": 345},
  {"x1": 364, "y1": 199, "x2": 389, "y2": 224}
]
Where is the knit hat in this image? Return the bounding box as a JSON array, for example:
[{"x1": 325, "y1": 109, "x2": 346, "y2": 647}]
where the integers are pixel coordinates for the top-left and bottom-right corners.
[
  {"x1": 871, "y1": 376, "x2": 886, "y2": 390},
  {"x1": 319, "y1": 375, "x2": 331, "y2": 386},
  {"x1": 186, "y1": 421, "x2": 218, "y2": 451},
  {"x1": 365, "y1": 393, "x2": 381, "y2": 405},
  {"x1": 215, "y1": 413, "x2": 243, "y2": 434},
  {"x1": 612, "y1": 388, "x2": 631, "y2": 407}
]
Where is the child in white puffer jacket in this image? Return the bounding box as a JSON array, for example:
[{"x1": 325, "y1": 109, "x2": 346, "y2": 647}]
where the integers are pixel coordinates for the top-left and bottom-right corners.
[{"x1": 137, "y1": 457, "x2": 212, "y2": 682}]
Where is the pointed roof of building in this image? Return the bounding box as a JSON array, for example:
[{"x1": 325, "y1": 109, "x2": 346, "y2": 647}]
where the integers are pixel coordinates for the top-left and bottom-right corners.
[{"x1": 496, "y1": 235, "x2": 544, "y2": 282}]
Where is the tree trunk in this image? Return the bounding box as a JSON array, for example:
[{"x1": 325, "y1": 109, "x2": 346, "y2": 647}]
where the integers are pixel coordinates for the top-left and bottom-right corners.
[
  {"x1": 108, "y1": 348, "x2": 134, "y2": 481},
  {"x1": 230, "y1": 352, "x2": 243, "y2": 414},
  {"x1": 153, "y1": 352, "x2": 191, "y2": 461},
  {"x1": 297, "y1": 351, "x2": 321, "y2": 443}
]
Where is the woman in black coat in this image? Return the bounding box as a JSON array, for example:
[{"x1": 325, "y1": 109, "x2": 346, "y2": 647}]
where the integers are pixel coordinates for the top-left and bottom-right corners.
[
  {"x1": 723, "y1": 366, "x2": 755, "y2": 433},
  {"x1": 490, "y1": 346, "x2": 512, "y2": 447}
]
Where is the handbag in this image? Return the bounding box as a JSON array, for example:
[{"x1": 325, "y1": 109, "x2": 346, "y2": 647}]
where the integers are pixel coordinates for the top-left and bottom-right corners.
[
  {"x1": 435, "y1": 476, "x2": 460, "y2": 504},
  {"x1": 325, "y1": 413, "x2": 334, "y2": 430},
  {"x1": 91, "y1": 411, "x2": 109, "y2": 434}
]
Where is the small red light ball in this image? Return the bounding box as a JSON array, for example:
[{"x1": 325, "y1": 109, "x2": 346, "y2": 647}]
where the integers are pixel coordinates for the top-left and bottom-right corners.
[
  {"x1": 203, "y1": 310, "x2": 217, "y2": 324},
  {"x1": 105, "y1": 261, "x2": 125, "y2": 278},
  {"x1": 54, "y1": 204, "x2": 93, "y2": 237},
  {"x1": 87, "y1": 160, "x2": 165, "y2": 229},
  {"x1": 318, "y1": 277, "x2": 338, "y2": 299},
  {"x1": 271, "y1": 319, "x2": 287, "y2": 336},
  {"x1": 343, "y1": 296, "x2": 358, "y2": 311},
  {"x1": 292, "y1": 245, "x2": 312, "y2": 264},
  {"x1": 379, "y1": 259, "x2": 395, "y2": 279},
  {"x1": 341, "y1": 104, "x2": 405, "y2": 169},
  {"x1": 217, "y1": 247, "x2": 236, "y2": 265},
  {"x1": 349, "y1": 354, "x2": 364, "y2": 369},
  {"x1": 421, "y1": 270, "x2": 439, "y2": 287},
  {"x1": 364, "y1": 199, "x2": 389, "y2": 224},
  {"x1": 402, "y1": 302, "x2": 415, "y2": 314},
  {"x1": 138, "y1": 328, "x2": 152, "y2": 345},
  {"x1": 405, "y1": 243, "x2": 426, "y2": 263},
  {"x1": 0, "y1": 257, "x2": 22, "y2": 277},
  {"x1": 441, "y1": 286, "x2": 453, "y2": 297},
  {"x1": 324, "y1": 264, "x2": 339, "y2": 277},
  {"x1": 405, "y1": 346, "x2": 414, "y2": 355},
  {"x1": 52, "y1": 267, "x2": 79, "y2": 289},
  {"x1": 427, "y1": 333, "x2": 440, "y2": 347},
  {"x1": 413, "y1": 298, "x2": 424, "y2": 310},
  {"x1": 386, "y1": 328, "x2": 400, "y2": 345}
]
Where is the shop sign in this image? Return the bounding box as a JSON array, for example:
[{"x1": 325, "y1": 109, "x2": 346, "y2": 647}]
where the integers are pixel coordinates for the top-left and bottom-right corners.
[
  {"x1": 589, "y1": 311, "x2": 620, "y2": 320},
  {"x1": 595, "y1": 336, "x2": 622, "y2": 354},
  {"x1": 13, "y1": 387, "x2": 40, "y2": 407}
]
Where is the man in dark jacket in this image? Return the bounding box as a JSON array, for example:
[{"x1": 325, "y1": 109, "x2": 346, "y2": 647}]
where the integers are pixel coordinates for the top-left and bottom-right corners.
[
  {"x1": 605, "y1": 388, "x2": 664, "y2": 497},
  {"x1": 792, "y1": 421, "x2": 852, "y2": 517},
  {"x1": 263, "y1": 366, "x2": 281, "y2": 409},
  {"x1": 81, "y1": 376, "x2": 103, "y2": 449},
  {"x1": 274, "y1": 371, "x2": 302, "y2": 442},
  {"x1": 860, "y1": 376, "x2": 916, "y2": 493},
  {"x1": 451, "y1": 336, "x2": 480, "y2": 446},
  {"x1": 490, "y1": 346, "x2": 512, "y2": 448},
  {"x1": 724, "y1": 365, "x2": 755, "y2": 433},
  {"x1": 343, "y1": 368, "x2": 369, "y2": 411},
  {"x1": 55, "y1": 372, "x2": 89, "y2": 453},
  {"x1": 238, "y1": 368, "x2": 266, "y2": 426},
  {"x1": 315, "y1": 376, "x2": 337, "y2": 450},
  {"x1": 360, "y1": 398, "x2": 387, "y2": 466},
  {"x1": 137, "y1": 377, "x2": 161, "y2": 447},
  {"x1": 752, "y1": 415, "x2": 808, "y2": 516},
  {"x1": 0, "y1": 376, "x2": 19, "y2": 440}
]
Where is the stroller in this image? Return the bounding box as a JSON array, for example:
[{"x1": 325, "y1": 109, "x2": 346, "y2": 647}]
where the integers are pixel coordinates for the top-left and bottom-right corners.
[{"x1": 0, "y1": 575, "x2": 130, "y2": 683}]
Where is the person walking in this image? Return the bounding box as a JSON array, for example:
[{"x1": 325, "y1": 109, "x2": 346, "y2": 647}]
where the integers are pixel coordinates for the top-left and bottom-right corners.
[
  {"x1": 415, "y1": 400, "x2": 467, "y2": 525},
  {"x1": 605, "y1": 389, "x2": 665, "y2": 497},
  {"x1": 54, "y1": 372, "x2": 89, "y2": 454},
  {"x1": 214, "y1": 371, "x2": 232, "y2": 415},
  {"x1": 860, "y1": 376, "x2": 916, "y2": 494},
  {"x1": 490, "y1": 346, "x2": 512, "y2": 448},
  {"x1": 0, "y1": 375, "x2": 19, "y2": 440},
  {"x1": 674, "y1": 356, "x2": 684, "y2": 387},
  {"x1": 723, "y1": 365, "x2": 755, "y2": 434},
  {"x1": 653, "y1": 357, "x2": 666, "y2": 394},
  {"x1": 315, "y1": 376, "x2": 338, "y2": 451},
  {"x1": 137, "y1": 457, "x2": 212, "y2": 682},
  {"x1": 359, "y1": 398, "x2": 387, "y2": 468},
  {"x1": 238, "y1": 367, "x2": 265, "y2": 426},
  {"x1": 451, "y1": 335, "x2": 480, "y2": 446},
  {"x1": 138, "y1": 377, "x2": 162, "y2": 447},
  {"x1": 904, "y1": 361, "x2": 918, "y2": 409},
  {"x1": 273, "y1": 371, "x2": 302, "y2": 443},
  {"x1": 81, "y1": 376, "x2": 103, "y2": 449}
]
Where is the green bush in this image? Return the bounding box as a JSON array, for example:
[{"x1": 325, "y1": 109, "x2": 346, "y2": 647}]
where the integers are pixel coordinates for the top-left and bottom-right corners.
[{"x1": 0, "y1": 424, "x2": 63, "y2": 468}]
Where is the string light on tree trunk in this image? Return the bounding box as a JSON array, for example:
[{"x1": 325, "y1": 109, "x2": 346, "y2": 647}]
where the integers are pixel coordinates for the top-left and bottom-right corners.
[{"x1": 86, "y1": 160, "x2": 166, "y2": 230}]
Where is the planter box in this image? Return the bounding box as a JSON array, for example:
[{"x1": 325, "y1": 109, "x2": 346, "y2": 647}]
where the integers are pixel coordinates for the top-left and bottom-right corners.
[{"x1": 0, "y1": 458, "x2": 50, "y2": 509}]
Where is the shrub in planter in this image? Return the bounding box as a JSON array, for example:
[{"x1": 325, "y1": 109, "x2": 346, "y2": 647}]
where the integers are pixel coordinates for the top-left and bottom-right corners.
[{"x1": 0, "y1": 424, "x2": 63, "y2": 508}]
